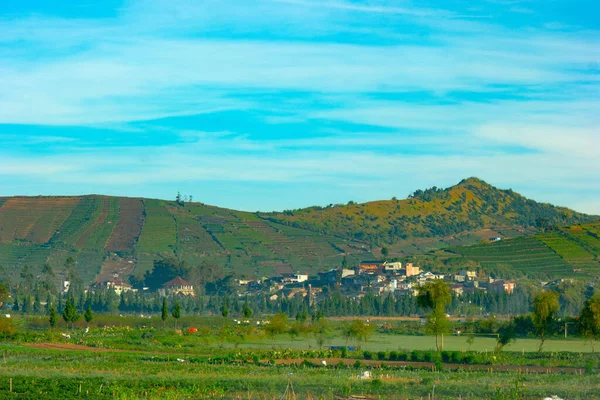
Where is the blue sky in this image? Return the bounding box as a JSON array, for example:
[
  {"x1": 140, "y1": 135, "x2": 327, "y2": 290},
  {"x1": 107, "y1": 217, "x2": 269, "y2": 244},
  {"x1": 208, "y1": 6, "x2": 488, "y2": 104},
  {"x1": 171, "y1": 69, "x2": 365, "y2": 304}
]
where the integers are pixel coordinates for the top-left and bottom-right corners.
[{"x1": 0, "y1": 0, "x2": 598, "y2": 213}]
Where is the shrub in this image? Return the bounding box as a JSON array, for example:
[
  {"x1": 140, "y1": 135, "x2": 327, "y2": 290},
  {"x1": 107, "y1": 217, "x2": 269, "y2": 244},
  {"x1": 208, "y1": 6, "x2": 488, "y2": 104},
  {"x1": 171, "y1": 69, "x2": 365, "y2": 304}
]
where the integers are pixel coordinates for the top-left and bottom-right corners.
[
  {"x1": 389, "y1": 351, "x2": 399, "y2": 361},
  {"x1": 0, "y1": 318, "x2": 16, "y2": 339},
  {"x1": 377, "y1": 351, "x2": 386, "y2": 361},
  {"x1": 585, "y1": 359, "x2": 594, "y2": 374},
  {"x1": 411, "y1": 350, "x2": 423, "y2": 362},
  {"x1": 441, "y1": 351, "x2": 452, "y2": 363},
  {"x1": 353, "y1": 360, "x2": 362, "y2": 369},
  {"x1": 363, "y1": 351, "x2": 373, "y2": 360}
]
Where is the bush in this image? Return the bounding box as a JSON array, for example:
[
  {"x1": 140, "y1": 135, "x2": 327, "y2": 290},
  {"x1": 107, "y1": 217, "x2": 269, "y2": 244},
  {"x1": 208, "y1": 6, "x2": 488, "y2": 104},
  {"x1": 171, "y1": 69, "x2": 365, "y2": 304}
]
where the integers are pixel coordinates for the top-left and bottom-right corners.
[
  {"x1": 377, "y1": 351, "x2": 386, "y2": 361},
  {"x1": 389, "y1": 351, "x2": 399, "y2": 361},
  {"x1": 353, "y1": 360, "x2": 362, "y2": 369},
  {"x1": 411, "y1": 350, "x2": 423, "y2": 362},
  {"x1": 0, "y1": 318, "x2": 16, "y2": 339},
  {"x1": 441, "y1": 351, "x2": 452, "y2": 363},
  {"x1": 363, "y1": 351, "x2": 373, "y2": 360},
  {"x1": 585, "y1": 359, "x2": 594, "y2": 374}
]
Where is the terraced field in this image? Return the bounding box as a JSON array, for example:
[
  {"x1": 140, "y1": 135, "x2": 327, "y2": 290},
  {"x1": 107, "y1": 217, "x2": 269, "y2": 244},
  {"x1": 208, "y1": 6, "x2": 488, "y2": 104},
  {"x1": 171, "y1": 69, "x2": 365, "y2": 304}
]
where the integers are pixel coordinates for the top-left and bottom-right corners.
[
  {"x1": 454, "y1": 236, "x2": 575, "y2": 277},
  {"x1": 105, "y1": 198, "x2": 144, "y2": 252},
  {"x1": 49, "y1": 196, "x2": 101, "y2": 245},
  {"x1": 0, "y1": 197, "x2": 79, "y2": 243}
]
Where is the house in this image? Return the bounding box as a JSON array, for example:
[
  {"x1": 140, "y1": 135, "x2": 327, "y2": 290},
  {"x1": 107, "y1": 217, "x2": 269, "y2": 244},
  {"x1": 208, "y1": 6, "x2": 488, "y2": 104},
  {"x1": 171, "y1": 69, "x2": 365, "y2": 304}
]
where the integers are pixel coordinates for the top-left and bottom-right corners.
[
  {"x1": 382, "y1": 261, "x2": 403, "y2": 274},
  {"x1": 163, "y1": 276, "x2": 195, "y2": 297},
  {"x1": 341, "y1": 269, "x2": 355, "y2": 278},
  {"x1": 359, "y1": 260, "x2": 384, "y2": 274},
  {"x1": 282, "y1": 273, "x2": 309, "y2": 284},
  {"x1": 93, "y1": 279, "x2": 135, "y2": 295},
  {"x1": 453, "y1": 274, "x2": 466, "y2": 283},
  {"x1": 318, "y1": 269, "x2": 338, "y2": 284},
  {"x1": 459, "y1": 270, "x2": 477, "y2": 281},
  {"x1": 450, "y1": 284, "x2": 464, "y2": 296},
  {"x1": 490, "y1": 280, "x2": 516, "y2": 294},
  {"x1": 405, "y1": 263, "x2": 421, "y2": 277}
]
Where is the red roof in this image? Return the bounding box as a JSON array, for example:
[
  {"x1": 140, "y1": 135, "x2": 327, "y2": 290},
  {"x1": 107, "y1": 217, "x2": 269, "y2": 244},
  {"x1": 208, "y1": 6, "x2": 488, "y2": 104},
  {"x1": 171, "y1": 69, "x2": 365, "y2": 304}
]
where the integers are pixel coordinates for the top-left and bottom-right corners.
[{"x1": 163, "y1": 276, "x2": 193, "y2": 287}]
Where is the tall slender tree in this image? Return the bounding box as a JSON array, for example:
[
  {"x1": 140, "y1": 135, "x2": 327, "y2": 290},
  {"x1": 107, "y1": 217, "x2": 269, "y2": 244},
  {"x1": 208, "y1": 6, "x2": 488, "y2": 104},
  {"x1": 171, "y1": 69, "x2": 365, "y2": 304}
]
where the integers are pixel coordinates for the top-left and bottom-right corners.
[
  {"x1": 172, "y1": 301, "x2": 181, "y2": 328},
  {"x1": 161, "y1": 298, "x2": 168, "y2": 324},
  {"x1": 532, "y1": 291, "x2": 560, "y2": 352},
  {"x1": 417, "y1": 280, "x2": 452, "y2": 351}
]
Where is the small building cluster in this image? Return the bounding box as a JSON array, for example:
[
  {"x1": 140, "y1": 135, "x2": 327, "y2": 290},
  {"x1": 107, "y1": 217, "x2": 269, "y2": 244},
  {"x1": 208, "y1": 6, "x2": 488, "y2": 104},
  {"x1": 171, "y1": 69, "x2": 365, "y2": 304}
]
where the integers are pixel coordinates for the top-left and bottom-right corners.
[{"x1": 84, "y1": 260, "x2": 516, "y2": 301}]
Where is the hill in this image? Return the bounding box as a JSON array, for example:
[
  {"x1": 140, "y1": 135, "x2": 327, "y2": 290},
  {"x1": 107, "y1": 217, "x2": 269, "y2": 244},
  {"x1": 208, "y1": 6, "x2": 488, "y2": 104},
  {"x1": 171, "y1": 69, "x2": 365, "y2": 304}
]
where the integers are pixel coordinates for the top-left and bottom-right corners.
[
  {"x1": 0, "y1": 178, "x2": 597, "y2": 285},
  {"x1": 261, "y1": 177, "x2": 594, "y2": 246}
]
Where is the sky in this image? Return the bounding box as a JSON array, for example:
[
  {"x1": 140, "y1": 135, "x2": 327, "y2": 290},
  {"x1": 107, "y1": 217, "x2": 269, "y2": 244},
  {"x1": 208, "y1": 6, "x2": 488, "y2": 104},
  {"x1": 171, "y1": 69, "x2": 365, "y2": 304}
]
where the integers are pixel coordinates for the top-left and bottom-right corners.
[{"x1": 0, "y1": 0, "x2": 599, "y2": 213}]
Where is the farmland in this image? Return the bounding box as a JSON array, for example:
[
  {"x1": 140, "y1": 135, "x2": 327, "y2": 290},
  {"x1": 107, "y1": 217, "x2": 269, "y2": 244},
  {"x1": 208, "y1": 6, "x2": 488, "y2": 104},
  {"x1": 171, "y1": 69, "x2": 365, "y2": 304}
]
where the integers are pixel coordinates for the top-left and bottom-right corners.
[
  {"x1": 2, "y1": 315, "x2": 600, "y2": 399},
  {"x1": 452, "y1": 221, "x2": 600, "y2": 279}
]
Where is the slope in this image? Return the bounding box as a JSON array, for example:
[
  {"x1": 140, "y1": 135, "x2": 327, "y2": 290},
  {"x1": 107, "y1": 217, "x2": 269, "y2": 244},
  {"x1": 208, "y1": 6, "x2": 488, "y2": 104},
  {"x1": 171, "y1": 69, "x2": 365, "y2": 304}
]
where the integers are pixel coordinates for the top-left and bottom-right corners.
[
  {"x1": 260, "y1": 178, "x2": 595, "y2": 246},
  {"x1": 450, "y1": 221, "x2": 600, "y2": 279}
]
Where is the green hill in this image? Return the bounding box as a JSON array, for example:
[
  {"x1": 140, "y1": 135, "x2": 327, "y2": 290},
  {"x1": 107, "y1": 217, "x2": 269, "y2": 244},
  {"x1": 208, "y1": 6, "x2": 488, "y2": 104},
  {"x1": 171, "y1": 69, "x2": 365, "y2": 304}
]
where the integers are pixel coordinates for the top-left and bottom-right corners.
[
  {"x1": 261, "y1": 177, "x2": 594, "y2": 246},
  {"x1": 0, "y1": 178, "x2": 596, "y2": 284}
]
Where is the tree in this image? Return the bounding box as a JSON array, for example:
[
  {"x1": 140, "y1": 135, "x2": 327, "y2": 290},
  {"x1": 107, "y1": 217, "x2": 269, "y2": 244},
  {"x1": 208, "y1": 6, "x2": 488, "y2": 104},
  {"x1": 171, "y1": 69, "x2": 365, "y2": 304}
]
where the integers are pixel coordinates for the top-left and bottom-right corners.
[
  {"x1": 62, "y1": 297, "x2": 80, "y2": 329},
  {"x1": 314, "y1": 318, "x2": 333, "y2": 349},
  {"x1": 243, "y1": 301, "x2": 253, "y2": 319},
  {"x1": 0, "y1": 283, "x2": 9, "y2": 307},
  {"x1": 48, "y1": 304, "x2": 58, "y2": 330},
  {"x1": 579, "y1": 294, "x2": 600, "y2": 351},
  {"x1": 265, "y1": 313, "x2": 288, "y2": 347},
  {"x1": 532, "y1": 291, "x2": 560, "y2": 351},
  {"x1": 417, "y1": 280, "x2": 452, "y2": 351},
  {"x1": 381, "y1": 246, "x2": 389, "y2": 259},
  {"x1": 84, "y1": 305, "x2": 94, "y2": 325},
  {"x1": 496, "y1": 320, "x2": 517, "y2": 351},
  {"x1": 351, "y1": 319, "x2": 374, "y2": 347},
  {"x1": 172, "y1": 301, "x2": 181, "y2": 328},
  {"x1": 221, "y1": 303, "x2": 229, "y2": 318},
  {"x1": 161, "y1": 298, "x2": 168, "y2": 324}
]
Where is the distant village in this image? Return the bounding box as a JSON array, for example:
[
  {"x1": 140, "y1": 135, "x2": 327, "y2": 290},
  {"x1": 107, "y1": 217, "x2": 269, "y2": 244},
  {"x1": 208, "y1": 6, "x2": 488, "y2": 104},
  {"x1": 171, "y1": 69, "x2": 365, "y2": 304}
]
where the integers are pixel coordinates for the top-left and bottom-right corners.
[{"x1": 85, "y1": 260, "x2": 517, "y2": 302}]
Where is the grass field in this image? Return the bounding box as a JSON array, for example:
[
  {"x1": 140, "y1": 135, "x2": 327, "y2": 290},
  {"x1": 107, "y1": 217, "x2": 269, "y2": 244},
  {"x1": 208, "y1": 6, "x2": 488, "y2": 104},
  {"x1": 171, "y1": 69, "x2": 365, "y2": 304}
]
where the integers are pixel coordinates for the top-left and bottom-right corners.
[{"x1": 237, "y1": 333, "x2": 597, "y2": 354}]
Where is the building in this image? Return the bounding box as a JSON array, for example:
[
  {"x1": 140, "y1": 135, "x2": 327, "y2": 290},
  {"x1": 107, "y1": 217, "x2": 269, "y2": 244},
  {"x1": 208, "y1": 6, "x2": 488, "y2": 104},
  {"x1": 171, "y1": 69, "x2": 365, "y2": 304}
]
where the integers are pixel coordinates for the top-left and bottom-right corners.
[
  {"x1": 450, "y1": 284, "x2": 464, "y2": 296},
  {"x1": 92, "y1": 279, "x2": 135, "y2": 295},
  {"x1": 490, "y1": 279, "x2": 517, "y2": 294},
  {"x1": 383, "y1": 261, "x2": 403, "y2": 274},
  {"x1": 459, "y1": 270, "x2": 477, "y2": 280},
  {"x1": 359, "y1": 260, "x2": 384, "y2": 273},
  {"x1": 341, "y1": 268, "x2": 355, "y2": 278},
  {"x1": 405, "y1": 263, "x2": 421, "y2": 277},
  {"x1": 163, "y1": 276, "x2": 195, "y2": 297},
  {"x1": 318, "y1": 269, "x2": 338, "y2": 284}
]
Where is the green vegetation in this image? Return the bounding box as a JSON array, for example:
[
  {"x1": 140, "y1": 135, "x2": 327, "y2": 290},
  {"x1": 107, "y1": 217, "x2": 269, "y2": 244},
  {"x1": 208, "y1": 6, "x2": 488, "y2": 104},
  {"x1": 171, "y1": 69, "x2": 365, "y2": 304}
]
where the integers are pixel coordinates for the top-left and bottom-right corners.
[
  {"x1": 2, "y1": 315, "x2": 600, "y2": 399},
  {"x1": 262, "y1": 178, "x2": 595, "y2": 246},
  {"x1": 452, "y1": 221, "x2": 600, "y2": 279}
]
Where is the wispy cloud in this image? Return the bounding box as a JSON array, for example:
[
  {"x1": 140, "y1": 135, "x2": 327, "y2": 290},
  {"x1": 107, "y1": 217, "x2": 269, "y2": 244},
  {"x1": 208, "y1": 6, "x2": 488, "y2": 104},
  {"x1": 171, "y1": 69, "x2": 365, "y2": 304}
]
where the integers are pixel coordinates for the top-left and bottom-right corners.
[{"x1": 0, "y1": 0, "x2": 598, "y2": 213}]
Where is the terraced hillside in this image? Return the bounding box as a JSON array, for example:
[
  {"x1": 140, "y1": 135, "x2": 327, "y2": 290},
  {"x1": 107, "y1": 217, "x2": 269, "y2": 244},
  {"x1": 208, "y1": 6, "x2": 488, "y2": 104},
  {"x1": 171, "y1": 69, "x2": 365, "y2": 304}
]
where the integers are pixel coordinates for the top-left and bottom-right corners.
[
  {"x1": 0, "y1": 178, "x2": 597, "y2": 284},
  {"x1": 452, "y1": 221, "x2": 600, "y2": 279},
  {"x1": 0, "y1": 195, "x2": 371, "y2": 283}
]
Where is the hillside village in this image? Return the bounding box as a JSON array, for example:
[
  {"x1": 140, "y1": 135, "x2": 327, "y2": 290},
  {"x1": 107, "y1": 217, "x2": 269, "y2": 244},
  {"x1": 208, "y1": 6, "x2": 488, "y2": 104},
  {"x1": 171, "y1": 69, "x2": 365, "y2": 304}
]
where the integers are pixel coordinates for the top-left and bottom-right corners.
[{"x1": 89, "y1": 260, "x2": 516, "y2": 304}]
